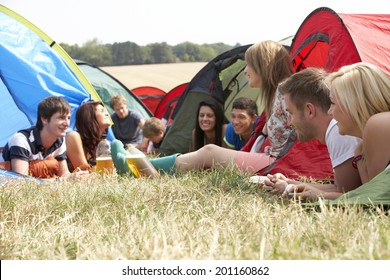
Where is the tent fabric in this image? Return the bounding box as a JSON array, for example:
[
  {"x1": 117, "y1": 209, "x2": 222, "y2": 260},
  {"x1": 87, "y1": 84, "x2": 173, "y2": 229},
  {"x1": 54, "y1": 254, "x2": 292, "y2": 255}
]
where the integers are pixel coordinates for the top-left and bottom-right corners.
[
  {"x1": 132, "y1": 86, "x2": 166, "y2": 115},
  {"x1": 290, "y1": 7, "x2": 390, "y2": 75},
  {"x1": 305, "y1": 167, "x2": 390, "y2": 207},
  {"x1": 154, "y1": 83, "x2": 188, "y2": 123},
  {"x1": 0, "y1": 167, "x2": 43, "y2": 183},
  {"x1": 330, "y1": 168, "x2": 390, "y2": 206},
  {"x1": 259, "y1": 134, "x2": 333, "y2": 180},
  {"x1": 0, "y1": 5, "x2": 103, "y2": 147},
  {"x1": 75, "y1": 61, "x2": 152, "y2": 119}
]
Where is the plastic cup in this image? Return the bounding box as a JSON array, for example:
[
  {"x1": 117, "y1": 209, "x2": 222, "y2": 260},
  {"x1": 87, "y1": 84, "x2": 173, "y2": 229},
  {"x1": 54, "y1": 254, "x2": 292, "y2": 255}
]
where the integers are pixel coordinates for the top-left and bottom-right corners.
[
  {"x1": 95, "y1": 156, "x2": 115, "y2": 175},
  {"x1": 125, "y1": 154, "x2": 158, "y2": 178}
]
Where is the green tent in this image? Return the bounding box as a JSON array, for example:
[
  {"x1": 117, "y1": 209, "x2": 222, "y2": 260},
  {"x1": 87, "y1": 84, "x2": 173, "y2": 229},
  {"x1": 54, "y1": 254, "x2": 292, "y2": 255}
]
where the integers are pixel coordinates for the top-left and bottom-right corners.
[{"x1": 332, "y1": 168, "x2": 390, "y2": 206}]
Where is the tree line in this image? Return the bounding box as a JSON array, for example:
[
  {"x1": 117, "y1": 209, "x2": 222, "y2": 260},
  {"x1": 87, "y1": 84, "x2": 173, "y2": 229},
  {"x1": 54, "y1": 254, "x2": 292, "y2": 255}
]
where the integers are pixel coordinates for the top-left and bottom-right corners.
[{"x1": 61, "y1": 38, "x2": 240, "y2": 67}]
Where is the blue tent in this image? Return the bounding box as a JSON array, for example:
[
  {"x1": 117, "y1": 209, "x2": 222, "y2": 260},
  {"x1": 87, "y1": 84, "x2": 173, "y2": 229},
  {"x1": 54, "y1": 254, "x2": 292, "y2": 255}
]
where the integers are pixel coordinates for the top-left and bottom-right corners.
[{"x1": 0, "y1": 4, "x2": 103, "y2": 148}]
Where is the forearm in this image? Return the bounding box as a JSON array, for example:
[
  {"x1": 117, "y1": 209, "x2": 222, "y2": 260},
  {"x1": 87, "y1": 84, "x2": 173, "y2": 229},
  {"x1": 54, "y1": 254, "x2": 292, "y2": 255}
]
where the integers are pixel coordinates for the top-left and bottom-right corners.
[
  {"x1": 299, "y1": 183, "x2": 343, "y2": 200},
  {"x1": 316, "y1": 191, "x2": 344, "y2": 200},
  {"x1": 306, "y1": 183, "x2": 339, "y2": 192}
]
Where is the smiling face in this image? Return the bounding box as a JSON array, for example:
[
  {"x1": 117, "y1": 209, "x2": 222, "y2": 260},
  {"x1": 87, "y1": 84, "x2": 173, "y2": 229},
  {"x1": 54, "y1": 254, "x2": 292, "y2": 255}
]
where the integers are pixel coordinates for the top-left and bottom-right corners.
[
  {"x1": 95, "y1": 104, "x2": 111, "y2": 130},
  {"x1": 244, "y1": 64, "x2": 262, "y2": 88},
  {"x1": 328, "y1": 88, "x2": 356, "y2": 136},
  {"x1": 230, "y1": 108, "x2": 256, "y2": 135},
  {"x1": 284, "y1": 94, "x2": 315, "y2": 142},
  {"x1": 43, "y1": 111, "x2": 70, "y2": 138},
  {"x1": 198, "y1": 105, "x2": 216, "y2": 133}
]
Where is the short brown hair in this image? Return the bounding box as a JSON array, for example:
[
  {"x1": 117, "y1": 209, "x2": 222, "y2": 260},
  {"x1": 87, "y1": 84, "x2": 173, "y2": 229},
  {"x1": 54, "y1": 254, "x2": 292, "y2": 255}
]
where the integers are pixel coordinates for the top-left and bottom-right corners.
[
  {"x1": 232, "y1": 97, "x2": 258, "y2": 116},
  {"x1": 278, "y1": 67, "x2": 330, "y2": 113},
  {"x1": 37, "y1": 96, "x2": 71, "y2": 130},
  {"x1": 142, "y1": 117, "x2": 165, "y2": 138},
  {"x1": 109, "y1": 95, "x2": 126, "y2": 109}
]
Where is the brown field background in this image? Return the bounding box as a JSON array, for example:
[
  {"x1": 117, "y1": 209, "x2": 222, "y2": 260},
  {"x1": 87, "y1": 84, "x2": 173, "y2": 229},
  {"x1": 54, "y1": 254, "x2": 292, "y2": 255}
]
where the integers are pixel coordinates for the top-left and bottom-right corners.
[{"x1": 102, "y1": 62, "x2": 207, "y2": 93}]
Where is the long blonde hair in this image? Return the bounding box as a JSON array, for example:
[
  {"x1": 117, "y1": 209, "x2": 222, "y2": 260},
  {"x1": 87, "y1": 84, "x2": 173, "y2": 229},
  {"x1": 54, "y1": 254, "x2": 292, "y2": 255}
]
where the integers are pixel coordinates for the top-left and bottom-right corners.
[
  {"x1": 245, "y1": 40, "x2": 293, "y2": 118},
  {"x1": 326, "y1": 62, "x2": 390, "y2": 132}
]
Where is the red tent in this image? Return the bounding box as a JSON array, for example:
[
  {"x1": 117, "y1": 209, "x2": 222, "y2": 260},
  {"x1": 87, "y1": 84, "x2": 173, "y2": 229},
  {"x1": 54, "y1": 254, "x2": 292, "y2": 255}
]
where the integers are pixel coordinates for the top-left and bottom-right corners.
[
  {"x1": 155, "y1": 83, "x2": 188, "y2": 124},
  {"x1": 132, "y1": 86, "x2": 166, "y2": 115},
  {"x1": 245, "y1": 7, "x2": 390, "y2": 180},
  {"x1": 290, "y1": 7, "x2": 390, "y2": 75}
]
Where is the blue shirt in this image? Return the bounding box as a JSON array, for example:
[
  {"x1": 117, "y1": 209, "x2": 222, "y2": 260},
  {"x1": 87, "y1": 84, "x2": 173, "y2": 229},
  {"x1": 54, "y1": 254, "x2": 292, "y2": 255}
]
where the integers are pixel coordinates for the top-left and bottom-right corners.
[
  {"x1": 224, "y1": 123, "x2": 245, "y2": 150},
  {"x1": 111, "y1": 109, "x2": 143, "y2": 145},
  {"x1": 223, "y1": 116, "x2": 260, "y2": 150}
]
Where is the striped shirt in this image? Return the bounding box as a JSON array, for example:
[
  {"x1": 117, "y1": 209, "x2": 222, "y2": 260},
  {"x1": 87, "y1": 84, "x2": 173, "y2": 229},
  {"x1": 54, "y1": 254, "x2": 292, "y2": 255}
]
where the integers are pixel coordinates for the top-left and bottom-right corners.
[{"x1": 2, "y1": 126, "x2": 66, "y2": 163}]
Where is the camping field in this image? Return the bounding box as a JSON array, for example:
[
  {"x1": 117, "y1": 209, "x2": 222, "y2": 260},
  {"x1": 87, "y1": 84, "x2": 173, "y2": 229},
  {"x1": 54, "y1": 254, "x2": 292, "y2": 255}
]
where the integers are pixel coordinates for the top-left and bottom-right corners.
[
  {"x1": 1, "y1": 165, "x2": 389, "y2": 260},
  {"x1": 1, "y1": 63, "x2": 390, "y2": 261}
]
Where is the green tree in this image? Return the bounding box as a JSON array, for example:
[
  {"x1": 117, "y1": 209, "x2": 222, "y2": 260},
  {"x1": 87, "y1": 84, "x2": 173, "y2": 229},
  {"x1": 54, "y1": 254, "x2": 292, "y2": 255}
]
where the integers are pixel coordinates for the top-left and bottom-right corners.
[
  {"x1": 63, "y1": 38, "x2": 112, "y2": 66},
  {"x1": 199, "y1": 45, "x2": 218, "y2": 61},
  {"x1": 111, "y1": 41, "x2": 144, "y2": 65},
  {"x1": 60, "y1": 39, "x2": 236, "y2": 66},
  {"x1": 148, "y1": 42, "x2": 176, "y2": 64}
]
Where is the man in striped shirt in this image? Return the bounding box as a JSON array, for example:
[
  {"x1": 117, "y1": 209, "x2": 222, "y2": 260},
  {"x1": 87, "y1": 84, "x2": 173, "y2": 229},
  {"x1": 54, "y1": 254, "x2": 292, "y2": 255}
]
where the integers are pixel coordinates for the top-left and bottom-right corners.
[{"x1": 1, "y1": 96, "x2": 88, "y2": 179}]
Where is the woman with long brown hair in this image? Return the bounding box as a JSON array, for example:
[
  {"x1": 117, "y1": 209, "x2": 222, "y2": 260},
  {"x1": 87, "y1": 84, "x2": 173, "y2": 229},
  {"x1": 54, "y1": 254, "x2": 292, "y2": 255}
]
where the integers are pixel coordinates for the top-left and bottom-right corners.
[
  {"x1": 66, "y1": 101, "x2": 112, "y2": 171},
  {"x1": 191, "y1": 99, "x2": 228, "y2": 151}
]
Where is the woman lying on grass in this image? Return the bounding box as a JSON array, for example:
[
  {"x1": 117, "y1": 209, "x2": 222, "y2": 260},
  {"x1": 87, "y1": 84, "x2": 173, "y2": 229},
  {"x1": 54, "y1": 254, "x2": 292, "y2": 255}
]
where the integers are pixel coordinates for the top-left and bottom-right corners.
[
  {"x1": 66, "y1": 101, "x2": 112, "y2": 172},
  {"x1": 267, "y1": 62, "x2": 390, "y2": 200}
]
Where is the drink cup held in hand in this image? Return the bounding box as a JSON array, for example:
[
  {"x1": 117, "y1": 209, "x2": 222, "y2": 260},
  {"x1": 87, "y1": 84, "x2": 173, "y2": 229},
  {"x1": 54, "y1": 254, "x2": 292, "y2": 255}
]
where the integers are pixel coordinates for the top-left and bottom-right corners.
[
  {"x1": 95, "y1": 135, "x2": 115, "y2": 175},
  {"x1": 125, "y1": 147, "x2": 158, "y2": 178}
]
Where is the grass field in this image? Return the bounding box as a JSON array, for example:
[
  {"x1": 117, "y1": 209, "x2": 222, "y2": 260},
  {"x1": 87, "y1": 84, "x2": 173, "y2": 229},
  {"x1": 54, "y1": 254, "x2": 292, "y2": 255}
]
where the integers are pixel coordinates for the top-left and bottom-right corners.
[
  {"x1": 1, "y1": 166, "x2": 389, "y2": 260},
  {"x1": 102, "y1": 62, "x2": 207, "y2": 93}
]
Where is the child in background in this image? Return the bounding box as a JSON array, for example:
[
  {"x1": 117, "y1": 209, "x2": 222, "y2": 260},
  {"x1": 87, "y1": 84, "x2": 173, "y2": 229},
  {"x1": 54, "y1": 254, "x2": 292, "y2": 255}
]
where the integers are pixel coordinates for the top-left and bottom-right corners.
[{"x1": 142, "y1": 117, "x2": 169, "y2": 154}]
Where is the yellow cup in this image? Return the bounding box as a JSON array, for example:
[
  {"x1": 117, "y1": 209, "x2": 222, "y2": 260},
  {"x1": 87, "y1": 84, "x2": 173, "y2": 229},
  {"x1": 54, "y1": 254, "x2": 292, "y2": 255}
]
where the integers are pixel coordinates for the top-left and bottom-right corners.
[
  {"x1": 95, "y1": 156, "x2": 115, "y2": 175},
  {"x1": 125, "y1": 154, "x2": 158, "y2": 178}
]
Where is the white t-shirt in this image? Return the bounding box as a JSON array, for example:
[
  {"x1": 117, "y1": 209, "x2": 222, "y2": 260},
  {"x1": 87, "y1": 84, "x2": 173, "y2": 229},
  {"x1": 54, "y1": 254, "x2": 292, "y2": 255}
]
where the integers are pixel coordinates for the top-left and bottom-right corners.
[{"x1": 325, "y1": 119, "x2": 360, "y2": 168}]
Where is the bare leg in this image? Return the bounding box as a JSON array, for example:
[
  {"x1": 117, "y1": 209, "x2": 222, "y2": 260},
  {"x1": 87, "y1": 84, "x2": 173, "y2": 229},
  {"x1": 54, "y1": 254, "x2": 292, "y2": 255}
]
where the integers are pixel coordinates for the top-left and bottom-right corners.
[{"x1": 176, "y1": 144, "x2": 237, "y2": 171}]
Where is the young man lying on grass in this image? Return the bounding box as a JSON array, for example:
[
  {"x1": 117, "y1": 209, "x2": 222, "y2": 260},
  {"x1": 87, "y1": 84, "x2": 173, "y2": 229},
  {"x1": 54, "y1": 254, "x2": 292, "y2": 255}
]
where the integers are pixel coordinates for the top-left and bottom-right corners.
[
  {"x1": 263, "y1": 67, "x2": 362, "y2": 199},
  {"x1": 1, "y1": 96, "x2": 90, "y2": 180}
]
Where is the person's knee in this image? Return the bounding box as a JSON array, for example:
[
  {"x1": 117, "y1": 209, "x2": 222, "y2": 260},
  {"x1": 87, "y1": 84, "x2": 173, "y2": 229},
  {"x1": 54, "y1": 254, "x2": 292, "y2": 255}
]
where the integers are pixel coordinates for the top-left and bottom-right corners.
[{"x1": 198, "y1": 144, "x2": 220, "y2": 157}]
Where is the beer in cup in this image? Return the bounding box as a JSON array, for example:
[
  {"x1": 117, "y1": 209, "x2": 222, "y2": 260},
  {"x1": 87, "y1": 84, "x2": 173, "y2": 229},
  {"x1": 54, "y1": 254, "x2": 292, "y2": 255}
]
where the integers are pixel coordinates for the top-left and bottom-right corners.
[
  {"x1": 95, "y1": 156, "x2": 115, "y2": 175},
  {"x1": 125, "y1": 153, "x2": 158, "y2": 178}
]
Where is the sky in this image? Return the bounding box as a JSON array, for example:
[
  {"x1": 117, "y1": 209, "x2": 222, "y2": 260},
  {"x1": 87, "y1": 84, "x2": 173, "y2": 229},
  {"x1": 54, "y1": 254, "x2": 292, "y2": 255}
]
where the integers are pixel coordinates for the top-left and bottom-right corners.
[{"x1": 1, "y1": 0, "x2": 389, "y2": 46}]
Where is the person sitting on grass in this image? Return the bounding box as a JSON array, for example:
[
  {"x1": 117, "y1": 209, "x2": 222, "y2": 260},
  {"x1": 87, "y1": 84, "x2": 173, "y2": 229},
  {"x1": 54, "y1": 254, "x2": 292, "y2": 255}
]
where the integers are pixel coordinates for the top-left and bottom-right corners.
[
  {"x1": 191, "y1": 99, "x2": 228, "y2": 152},
  {"x1": 268, "y1": 62, "x2": 390, "y2": 200},
  {"x1": 142, "y1": 117, "x2": 169, "y2": 154},
  {"x1": 109, "y1": 95, "x2": 148, "y2": 150},
  {"x1": 66, "y1": 101, "x2": 113, "y2": 172},
  {"x1": 262, "y1": 67, "x2": 361, "y2": 198},
  {"x1": 0, "y1": 96, "x2": 89, "y2": 179}
]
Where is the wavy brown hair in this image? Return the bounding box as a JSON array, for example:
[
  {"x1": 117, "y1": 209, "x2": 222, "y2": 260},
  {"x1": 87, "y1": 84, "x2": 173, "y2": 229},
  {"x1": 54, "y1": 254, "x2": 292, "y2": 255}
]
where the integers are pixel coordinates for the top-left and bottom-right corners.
[{"x1": 75, "y1": 101, "x2": 106, "y2": 160}]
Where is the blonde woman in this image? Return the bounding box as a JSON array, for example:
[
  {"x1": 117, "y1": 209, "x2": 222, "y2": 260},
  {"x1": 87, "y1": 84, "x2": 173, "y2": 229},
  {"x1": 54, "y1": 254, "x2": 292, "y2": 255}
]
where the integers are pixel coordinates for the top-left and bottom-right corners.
[
  {"x1": 328, "y1": 62, "x2": 390, "y2": 182},
  {"x1": 291, "y1": 62, "x2": 390, "y2": 200}
]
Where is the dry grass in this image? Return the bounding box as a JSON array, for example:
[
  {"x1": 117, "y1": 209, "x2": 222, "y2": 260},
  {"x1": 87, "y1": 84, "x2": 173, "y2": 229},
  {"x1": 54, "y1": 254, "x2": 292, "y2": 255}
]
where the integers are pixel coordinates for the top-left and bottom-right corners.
[
  {"x1": 1, "y1": 166, "x2": 389, "y2": 260},
  {"x1": 102, "y1": 62, "x2": 207, "y2": 93}
]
